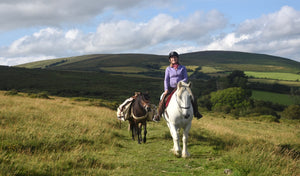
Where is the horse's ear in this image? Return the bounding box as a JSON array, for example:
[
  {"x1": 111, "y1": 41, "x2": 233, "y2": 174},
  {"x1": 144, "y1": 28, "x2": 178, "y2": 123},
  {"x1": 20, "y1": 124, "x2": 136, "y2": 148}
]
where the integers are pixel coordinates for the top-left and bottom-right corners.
[
  {"x1": 188, "y1": 82, "x2": 192, "y2": 88},
  {"x1": 178, "y1": 81, "x2": 182, "y2": 88}
]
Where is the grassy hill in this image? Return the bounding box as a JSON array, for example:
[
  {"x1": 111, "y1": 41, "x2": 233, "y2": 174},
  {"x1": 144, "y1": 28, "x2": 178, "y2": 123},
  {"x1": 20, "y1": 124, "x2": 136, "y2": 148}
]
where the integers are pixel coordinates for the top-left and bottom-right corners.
[
  {"x1": 18, "y1": 51, "x2": 300, "y2": 73},
  {"x1": 0, "y1": 65, "x2": 163, "y2": 103},
  {"x1": 0, "y1": 92, "x2": 299, "y2": 175}
]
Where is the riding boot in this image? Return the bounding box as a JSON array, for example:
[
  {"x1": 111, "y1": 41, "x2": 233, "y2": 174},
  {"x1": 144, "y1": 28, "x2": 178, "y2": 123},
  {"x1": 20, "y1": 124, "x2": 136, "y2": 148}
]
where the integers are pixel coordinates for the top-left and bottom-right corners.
[
  {"x1": 191, "y1": 99, "x2": 203, "y2": 119},
  {"x1": 158, "y1": 94, "x2": 167, "y2": 117}
]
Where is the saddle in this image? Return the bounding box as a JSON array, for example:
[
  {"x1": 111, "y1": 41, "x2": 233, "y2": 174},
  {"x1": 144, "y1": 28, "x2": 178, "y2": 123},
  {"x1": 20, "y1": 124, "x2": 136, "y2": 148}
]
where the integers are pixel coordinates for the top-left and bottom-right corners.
[
  {"x1": 165, "y1": 88, "x2": 177, "y2": 108},
  {"x1": 117, "y1": 92, "x2": 140, "y2": 120}
]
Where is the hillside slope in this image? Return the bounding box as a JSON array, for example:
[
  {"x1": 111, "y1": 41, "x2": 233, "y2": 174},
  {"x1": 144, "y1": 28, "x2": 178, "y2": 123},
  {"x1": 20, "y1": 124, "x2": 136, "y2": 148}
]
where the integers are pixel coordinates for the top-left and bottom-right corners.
[{"x1": 18, "y1": 51, "x2": 300, "y2": 73}]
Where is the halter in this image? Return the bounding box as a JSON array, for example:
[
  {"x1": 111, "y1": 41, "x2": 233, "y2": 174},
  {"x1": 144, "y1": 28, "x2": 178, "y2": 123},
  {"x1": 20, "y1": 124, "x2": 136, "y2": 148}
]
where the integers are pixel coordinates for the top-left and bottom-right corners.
[
  {"x1": 176, "y1": 87, "x2": 193, "y2": 112},
  {"x1": 131, "y1": 108, "x2": 149, "y2": 120}
]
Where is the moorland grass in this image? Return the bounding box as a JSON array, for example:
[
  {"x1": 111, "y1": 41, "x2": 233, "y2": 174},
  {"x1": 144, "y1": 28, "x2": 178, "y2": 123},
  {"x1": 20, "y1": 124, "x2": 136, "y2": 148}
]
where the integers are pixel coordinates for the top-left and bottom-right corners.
[
  {"x1": 0, "y1": 92, "x2": 299, "y2": 175},
  {"x1": 251, "y1": 90, "x2": 295, "y2": 105}
]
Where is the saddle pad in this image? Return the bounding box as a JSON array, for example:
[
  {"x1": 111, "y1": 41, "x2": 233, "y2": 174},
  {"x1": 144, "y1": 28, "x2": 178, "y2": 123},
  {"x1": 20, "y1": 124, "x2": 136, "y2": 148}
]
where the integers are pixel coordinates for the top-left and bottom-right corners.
[{"x1": 165, "y1": 89, "x2": 176, "y2": 108}]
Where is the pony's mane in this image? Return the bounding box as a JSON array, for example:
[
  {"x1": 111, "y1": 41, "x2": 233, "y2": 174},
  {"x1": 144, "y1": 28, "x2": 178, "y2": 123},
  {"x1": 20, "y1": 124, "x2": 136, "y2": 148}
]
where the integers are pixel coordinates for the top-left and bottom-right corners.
[{"x1": 177, "y1": 81, "x2": 194, "y2": 100}]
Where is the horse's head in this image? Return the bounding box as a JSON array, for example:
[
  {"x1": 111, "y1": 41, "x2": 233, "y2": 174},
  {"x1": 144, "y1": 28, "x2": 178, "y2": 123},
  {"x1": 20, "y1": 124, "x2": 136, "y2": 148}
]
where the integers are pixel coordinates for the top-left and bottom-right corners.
[
  {"x1": 176, "y1": 81, "x2": 194, "y2": 119},
  {"x1": 136, "y1": 92, "x2": 151, "y2": 112}
]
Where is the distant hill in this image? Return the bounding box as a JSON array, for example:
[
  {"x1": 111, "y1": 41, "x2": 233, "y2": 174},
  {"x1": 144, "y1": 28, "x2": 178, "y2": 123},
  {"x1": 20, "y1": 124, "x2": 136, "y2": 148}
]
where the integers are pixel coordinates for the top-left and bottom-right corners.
[
  {"x1": 18, "y1": 51, "x2": 300, "y2": 73},
  {"x1": 2, "y1": 50, "x2": 300, "y2": 104}
]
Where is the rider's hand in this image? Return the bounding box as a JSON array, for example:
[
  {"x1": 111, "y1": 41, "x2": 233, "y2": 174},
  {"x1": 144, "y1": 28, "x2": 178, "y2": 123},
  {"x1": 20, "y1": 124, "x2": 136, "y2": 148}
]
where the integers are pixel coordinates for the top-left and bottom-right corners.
[{"x1": 163, "y1": 90, "x2": 168, "y2": 95}]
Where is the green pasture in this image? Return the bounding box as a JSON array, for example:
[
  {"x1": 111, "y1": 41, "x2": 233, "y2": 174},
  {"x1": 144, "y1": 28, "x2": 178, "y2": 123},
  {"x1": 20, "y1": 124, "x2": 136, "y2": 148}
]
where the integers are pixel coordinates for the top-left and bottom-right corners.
[
  {"x1": 251, "y1": 90, "x2": 294, "y2": 105},
  {"x1": 159, "y1": 65, "x2": 198, "y2": 76},
  {"x1": 199, "y1": 66, "x2": 223, "y2": 73},
  {"x1": 101, "y1": 66, "x2": 148, "y2": 73},
  {"x1": 219, "y1": 64, "x2": 292, "y2": 72},
  {"x1": 0, "y1": 92, "x2": 298, "y2": 175},
  {"x1": 245, "y1": 71, "x2": 300, "y2": 81}
]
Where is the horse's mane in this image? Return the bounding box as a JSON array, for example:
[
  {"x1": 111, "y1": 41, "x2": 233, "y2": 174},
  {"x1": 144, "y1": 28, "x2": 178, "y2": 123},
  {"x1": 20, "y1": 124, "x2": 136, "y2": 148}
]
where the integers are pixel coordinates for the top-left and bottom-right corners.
[{"x1": 177, "y1": 81, "x2": 194, "y2": 100}]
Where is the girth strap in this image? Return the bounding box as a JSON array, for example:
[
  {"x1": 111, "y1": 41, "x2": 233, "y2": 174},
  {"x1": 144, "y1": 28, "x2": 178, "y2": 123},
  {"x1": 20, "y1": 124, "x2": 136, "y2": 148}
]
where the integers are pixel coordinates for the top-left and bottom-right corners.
[{"x1": 131, "y1": 108, "x2": 148, "y2": 120}]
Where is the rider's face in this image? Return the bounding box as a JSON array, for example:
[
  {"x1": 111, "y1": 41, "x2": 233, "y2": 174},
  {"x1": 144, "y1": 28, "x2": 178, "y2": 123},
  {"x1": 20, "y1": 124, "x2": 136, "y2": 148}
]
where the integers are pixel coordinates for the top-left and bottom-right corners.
[{"x1": 169, "y1": 56, "x2": 178, "y2": 64}]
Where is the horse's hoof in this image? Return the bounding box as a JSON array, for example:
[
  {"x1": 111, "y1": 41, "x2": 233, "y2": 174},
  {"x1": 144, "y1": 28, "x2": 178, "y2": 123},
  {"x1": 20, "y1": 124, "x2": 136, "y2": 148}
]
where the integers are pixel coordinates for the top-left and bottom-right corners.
[
  {"x1": 171, "y1": 148, "x2": 181, "y2": 157},
  {"x1": 174, "y1": 152, "x2": 181, "y2": 158},
  {"x1": 182, "y1": 152, "x2": 190, "y2": 158}
]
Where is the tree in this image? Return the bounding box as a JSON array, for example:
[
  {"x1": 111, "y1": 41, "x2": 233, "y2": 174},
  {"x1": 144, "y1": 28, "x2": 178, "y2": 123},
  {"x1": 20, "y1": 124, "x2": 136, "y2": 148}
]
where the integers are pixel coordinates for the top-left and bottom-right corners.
[
  {"x1": 282, "y1": 105, "x2": 300, "y2": 120},
  {"x1": 210, "y1": 87, "x2": 251, "y2": 114},
  {"x1": 290, "y1": 87, "x2": 300, "y2": 105},
  {"x1": 217, "y1": 70, "x2": 248, "y2": 90}
]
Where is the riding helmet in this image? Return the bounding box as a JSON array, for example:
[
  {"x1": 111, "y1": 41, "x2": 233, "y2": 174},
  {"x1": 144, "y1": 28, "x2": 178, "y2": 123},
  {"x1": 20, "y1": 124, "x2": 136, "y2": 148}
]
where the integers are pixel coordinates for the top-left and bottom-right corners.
[{"x1": 169, "y1": 51, "x2": 179, "y2": 58}]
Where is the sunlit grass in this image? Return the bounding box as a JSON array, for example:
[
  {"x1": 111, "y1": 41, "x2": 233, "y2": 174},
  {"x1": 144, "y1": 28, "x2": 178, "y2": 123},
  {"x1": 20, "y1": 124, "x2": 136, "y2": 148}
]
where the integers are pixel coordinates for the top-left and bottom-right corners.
[
  {"x1": 200, "y1": 66, "x2": 224, "y2": 73},
  {"x1": 245, "y1": 71, "x2": 300, "y2": 81},
  {"x1": 0, "y1": 91, "x2": 299, "y2": 175}
]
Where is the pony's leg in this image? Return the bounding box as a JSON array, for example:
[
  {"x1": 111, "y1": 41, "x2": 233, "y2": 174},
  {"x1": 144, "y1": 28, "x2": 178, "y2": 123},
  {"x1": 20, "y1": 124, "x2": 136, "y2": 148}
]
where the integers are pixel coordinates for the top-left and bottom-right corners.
[
  {"x1": 143, "y1": 122, "x2": 147, "y2": 143},
  {"x1": 182, "y1": 124, "x2": 191, "y2": 158},
  {"x1": 131, "y1": 124, "x2": 135, "y2": 141},
  {"x1": 129, "y1": 121, "x2": 135, "y2": 141},
  {"x1": 137, "y1": 123, "x2": 142, "y2": 144},
  {"x1": 169, "y1": 125, "x2": 181, "y2": 157}
]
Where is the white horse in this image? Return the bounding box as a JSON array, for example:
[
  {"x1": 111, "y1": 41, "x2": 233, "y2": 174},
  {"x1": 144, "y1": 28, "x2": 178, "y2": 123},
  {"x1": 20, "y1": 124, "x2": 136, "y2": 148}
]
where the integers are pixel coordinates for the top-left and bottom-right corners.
[{"x1": 162, "y1": 81, "x2": 194, "y2": 158}]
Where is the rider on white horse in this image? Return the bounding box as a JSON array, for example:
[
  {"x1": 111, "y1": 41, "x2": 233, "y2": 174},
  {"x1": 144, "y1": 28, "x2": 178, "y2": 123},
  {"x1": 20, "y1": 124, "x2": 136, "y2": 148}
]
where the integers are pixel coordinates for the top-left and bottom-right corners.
[{"x1": 157, "y1": 51, "x2": 202, "y2": 119}]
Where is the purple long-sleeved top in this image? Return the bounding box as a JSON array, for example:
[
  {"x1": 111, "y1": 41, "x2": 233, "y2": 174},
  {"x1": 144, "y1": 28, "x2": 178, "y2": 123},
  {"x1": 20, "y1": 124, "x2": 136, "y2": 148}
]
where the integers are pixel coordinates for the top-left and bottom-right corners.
[{"x1": 164, "y1": 65, "x2": 188, "y2": 91}]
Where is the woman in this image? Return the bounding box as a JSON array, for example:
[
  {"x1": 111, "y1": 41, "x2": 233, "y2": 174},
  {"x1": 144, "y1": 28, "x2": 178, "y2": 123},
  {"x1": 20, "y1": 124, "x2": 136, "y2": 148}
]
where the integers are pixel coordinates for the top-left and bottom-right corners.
[{"x1": 157, "y1": 51, "x2": 202, "y2": 119}]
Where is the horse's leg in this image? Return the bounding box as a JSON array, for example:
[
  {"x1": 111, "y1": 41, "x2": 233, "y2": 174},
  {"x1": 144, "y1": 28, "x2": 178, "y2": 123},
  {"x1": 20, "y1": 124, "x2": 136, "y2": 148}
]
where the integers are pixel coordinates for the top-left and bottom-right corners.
[
  {"x1": 169, "y1": 125, "x2": 181, "y2": 157},
  {"x1": 137, "y1": 122, "x2": 142, "y2": 144},
  {"x1": 143, "y1": 121, "x2": 147, "y2": 143},
  {"x1": 182, "y1": 124, "x2": 191, "y2": 158},
  {"x1": 130, "y1": 121, "x2": 135, "y2": 141}
]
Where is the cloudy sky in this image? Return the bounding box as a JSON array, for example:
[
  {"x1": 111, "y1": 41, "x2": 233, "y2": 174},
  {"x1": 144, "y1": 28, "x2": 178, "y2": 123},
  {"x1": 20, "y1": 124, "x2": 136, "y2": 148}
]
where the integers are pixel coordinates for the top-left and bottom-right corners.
[{"x1": 0, "y1": 0, "x2": 300, "y2": 66}]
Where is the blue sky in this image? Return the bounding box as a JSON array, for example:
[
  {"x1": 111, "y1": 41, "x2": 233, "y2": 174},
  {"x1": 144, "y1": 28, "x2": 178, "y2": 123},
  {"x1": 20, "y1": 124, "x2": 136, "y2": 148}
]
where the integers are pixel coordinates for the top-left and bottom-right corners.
[{"x1": 0, "y1": 0, "x2": 299, "y2": 66}]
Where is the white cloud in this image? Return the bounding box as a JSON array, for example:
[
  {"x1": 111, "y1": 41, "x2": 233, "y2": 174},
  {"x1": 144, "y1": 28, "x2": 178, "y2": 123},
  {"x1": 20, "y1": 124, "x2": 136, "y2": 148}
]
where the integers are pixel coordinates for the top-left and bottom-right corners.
[
  {"x1": 0, "y1": 56, "x2": 55, "y2": 66},
  {"x1": 205, "y1": 6, "x2": 300, "y2": 61},
  {"x1": 0, "y1": 0, "x2": 172, "y2": 31},
  {"x1": 0, "y1": 10, "x2": 227, "y2": 65},
  {"x1": 1, "y1": 5, "x2": 300, "y2": 66}
]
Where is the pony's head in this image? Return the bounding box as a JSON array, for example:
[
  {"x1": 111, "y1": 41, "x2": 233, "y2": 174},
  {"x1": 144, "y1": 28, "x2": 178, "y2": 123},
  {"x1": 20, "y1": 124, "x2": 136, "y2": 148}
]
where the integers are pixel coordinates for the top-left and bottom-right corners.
[
  {"x1": 176, "y1": 81, "x2": 194, "y2": 119},
  {"x1": 135, "y1": 92, "x2": 151, "y2": 112},
  {"x1": 177, "y1": 81, "x2": 193, "y2": 99}
]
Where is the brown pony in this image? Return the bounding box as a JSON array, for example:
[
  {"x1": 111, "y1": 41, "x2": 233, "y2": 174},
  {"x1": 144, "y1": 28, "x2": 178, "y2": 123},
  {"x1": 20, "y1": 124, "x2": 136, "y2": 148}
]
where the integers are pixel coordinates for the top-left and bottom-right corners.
[{"x1": 128, "y1": 92, "x2": 151, "y2": 144}]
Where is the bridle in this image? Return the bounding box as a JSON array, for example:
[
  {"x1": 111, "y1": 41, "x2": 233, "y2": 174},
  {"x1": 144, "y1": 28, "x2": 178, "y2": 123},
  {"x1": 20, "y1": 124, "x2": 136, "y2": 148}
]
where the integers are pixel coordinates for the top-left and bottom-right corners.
[
  {"x1": 139, "y1": 94, "x2": 150, "y2": 110},
  {"x1": 176, "y1": 87, "x2": 192, "y2": 111}
]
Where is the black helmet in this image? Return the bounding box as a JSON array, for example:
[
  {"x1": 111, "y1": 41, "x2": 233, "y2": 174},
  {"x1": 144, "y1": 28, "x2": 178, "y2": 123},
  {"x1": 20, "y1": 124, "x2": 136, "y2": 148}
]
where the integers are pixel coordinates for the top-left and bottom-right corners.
[{"x1": 169, "y1": 51, "x2": 179, "y2": 58}]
